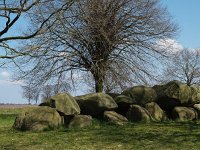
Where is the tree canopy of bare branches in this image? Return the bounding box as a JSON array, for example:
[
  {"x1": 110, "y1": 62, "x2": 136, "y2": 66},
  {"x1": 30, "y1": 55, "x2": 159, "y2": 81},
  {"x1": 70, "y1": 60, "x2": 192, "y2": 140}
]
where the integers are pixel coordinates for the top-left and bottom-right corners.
[
  {"x1": 15, "y1": 0, "x2": 178, "y2": 92},
  {"x1": 22, "y1": 80, "x2": 71, "y2": 104},
  {"x1": 0, "y1": 0, "x2": 75, "y2": 59},
  {"x1": 22, "y1": 84, "x2": 40, "y2": 104},
  {"x1": 41, "y1": 82, "x2": 71, "y2": 100},
  {"x1": 161, "y1": 49, "x2": 200, "y2": 86},
  {"x1": 0, "y1": 0, "x2": 42, "y2": 58}
]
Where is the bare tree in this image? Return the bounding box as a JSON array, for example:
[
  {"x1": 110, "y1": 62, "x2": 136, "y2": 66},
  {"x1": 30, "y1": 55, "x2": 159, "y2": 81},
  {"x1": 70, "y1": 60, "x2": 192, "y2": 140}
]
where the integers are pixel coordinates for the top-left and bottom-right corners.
[
  {"x1": 22, "y1": 79, "x2": 71, "y2": 104},
  {"x1": 40, "y1": 82, "x2": 71, "y2": 104},
  {"x1": 0, "y1": 0, "x2": 74, "y2": 59},
  {"x1": 0, "y1": 0, "x2": 41, "y2": 59},
  {"x1": 41, "y1": 84, "x2": 52, "y2": 100},
  {"x1": 41, "y1": 82, "x2": 71, "y2": 100},
  {"x1": 161, "y1": 49, "x2": 200, "y2": 86},
  {"x1": 84, "y1": 64, "x2": 134, "y2": 93},
  {"x1": 22, "y1": 84, "x2": 40, "y2": 104},
  {"x1": 15, "y1": 0, "x2": 178, "y2": 92}
]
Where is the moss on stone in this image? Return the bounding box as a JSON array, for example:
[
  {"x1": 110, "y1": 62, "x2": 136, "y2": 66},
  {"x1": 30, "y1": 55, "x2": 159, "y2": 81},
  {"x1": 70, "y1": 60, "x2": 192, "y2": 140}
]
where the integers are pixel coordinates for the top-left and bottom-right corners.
[
  {"x1": 122, "y1": 86, "x2": 157, "y2": 106},
  {"x1": 13, "y1": 106, "x2": 62, "y2": 131},
  {"x1": 50, "y1": 93, "x2": 80, "y2": 116},
  {"x1": 75, "y1": 93, "x2": 118, "y2": 117},
  {"x1": 68, "y1": 115, "x2": 92, "y2": 128},
  {"x1": 126, "y1": 105, "x2": 151, "y2": 122}
]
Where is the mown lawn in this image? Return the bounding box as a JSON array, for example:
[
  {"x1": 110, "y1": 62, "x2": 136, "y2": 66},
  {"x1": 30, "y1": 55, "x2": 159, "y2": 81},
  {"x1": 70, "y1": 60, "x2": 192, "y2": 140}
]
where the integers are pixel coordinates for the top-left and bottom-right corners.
[{"x1": 0, "y1": 108, "x2": 200, "y2": 150}]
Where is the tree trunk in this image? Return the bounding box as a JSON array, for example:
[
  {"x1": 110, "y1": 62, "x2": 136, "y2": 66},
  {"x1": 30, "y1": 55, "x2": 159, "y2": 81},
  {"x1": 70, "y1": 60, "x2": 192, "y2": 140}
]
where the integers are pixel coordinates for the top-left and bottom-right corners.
[
  {"x1": 94, "y1": 76, "x2": 104, "y2": 92},
  {"x1": 92, "y1": 68, "x2": 105, "y2": 93},
  {"x1": 91, "y1": 59, "x2": 107, "y2": 93}
]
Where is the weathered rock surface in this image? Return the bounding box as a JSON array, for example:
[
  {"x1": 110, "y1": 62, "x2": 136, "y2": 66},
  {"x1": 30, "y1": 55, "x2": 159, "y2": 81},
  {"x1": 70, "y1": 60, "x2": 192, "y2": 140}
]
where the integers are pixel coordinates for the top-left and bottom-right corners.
[
  {"x1": 122, "y1": 86, "x2": 157, "y2": 106},
  {"x1": 50, "y1": 93, "x2": 80, "y2": 116},
  {"x1": 126, "y1": 105, "x2": 151, "y2": 122},
  {"x1": 104, "y1": 111, "x2": 128, "y2": 125},
  {"x1": 193, "y1": 104, "x2": 200, "y2": 119},
  {"x1": 114, "y1": 95, "x2": 136, "y2": 115},
  {"x1": 13, "y1": 106, "x2": 62, "y2": 131},
  {"x1": 68, "y1": 115, "x2": 92, "y2": 128},
  {"x1": 145, "y1": 102, "x2": 166, "y2": 121},
  {"x1": 190, "y1": 86, "x2": 200, "y2": 104},
  {"x1": 193, "y1": 104, "x2": 200, "y2": 111},
  {"x1": 172, "y1": 107, "x2": 198, "y2": 121},
  {"x1": 153, "y1": 81, "x2": 192, "y2": 111},
  {"x1": 75, "y1": 93, "x2": 118, "y2": 117}
]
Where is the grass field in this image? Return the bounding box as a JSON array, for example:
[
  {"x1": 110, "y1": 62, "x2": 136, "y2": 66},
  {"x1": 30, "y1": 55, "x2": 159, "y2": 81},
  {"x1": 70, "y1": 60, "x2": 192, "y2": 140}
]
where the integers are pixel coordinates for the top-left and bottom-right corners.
[{"x1": 1, "y1": 107, "x2": 200, "y2": 150}]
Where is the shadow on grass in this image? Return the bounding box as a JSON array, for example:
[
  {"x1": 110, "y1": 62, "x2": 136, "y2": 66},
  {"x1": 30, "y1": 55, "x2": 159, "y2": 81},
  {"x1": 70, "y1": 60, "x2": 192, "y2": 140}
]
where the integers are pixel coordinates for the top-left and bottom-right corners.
[
  {"x1": 61, "y1": 120, "x2": 200, "y2": 148},
  {"x1": 0, "y1": 114, "x2": 17, "y2": 119},
  {"x1": 2, "y1": 115, "x2": 200, "y2": 149}
]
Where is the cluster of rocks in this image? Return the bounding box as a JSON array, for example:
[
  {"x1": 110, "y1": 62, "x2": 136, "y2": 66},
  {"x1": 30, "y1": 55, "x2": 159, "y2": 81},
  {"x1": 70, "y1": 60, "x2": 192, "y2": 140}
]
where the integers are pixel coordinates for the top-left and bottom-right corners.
[{"x1": 13, "y1": 80, "x2": 200, "y2": 131}]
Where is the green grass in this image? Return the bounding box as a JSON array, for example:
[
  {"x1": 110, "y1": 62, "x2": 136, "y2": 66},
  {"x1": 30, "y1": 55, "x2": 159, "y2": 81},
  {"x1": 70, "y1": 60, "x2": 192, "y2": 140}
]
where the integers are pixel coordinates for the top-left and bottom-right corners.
[{"x1": 1, "y1": 108, "x2": 200, "y2": 150}]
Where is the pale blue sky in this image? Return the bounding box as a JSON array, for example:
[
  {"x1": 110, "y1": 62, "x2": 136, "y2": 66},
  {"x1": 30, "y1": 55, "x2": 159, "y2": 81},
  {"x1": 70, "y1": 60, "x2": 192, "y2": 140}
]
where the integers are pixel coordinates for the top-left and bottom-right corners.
[
  {"x1": 162, "y1": 0, "x2": 200, "y2": 48},
  {"x1": 0, "y1": 0, "x2": 200, "y2": 104}
]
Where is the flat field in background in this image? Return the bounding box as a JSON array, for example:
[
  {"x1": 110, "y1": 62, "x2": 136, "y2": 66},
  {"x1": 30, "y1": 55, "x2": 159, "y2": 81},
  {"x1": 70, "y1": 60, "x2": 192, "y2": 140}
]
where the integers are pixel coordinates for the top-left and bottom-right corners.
[{"x1": 1, "y1": 106, "x2": 200, "y2": 150}]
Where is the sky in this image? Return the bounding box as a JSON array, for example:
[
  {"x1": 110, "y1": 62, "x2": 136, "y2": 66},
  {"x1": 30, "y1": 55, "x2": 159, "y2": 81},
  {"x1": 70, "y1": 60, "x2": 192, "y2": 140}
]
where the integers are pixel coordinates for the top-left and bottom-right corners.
[
  {"x1": 162, "y1": 0, "x2": 200, "y2": 48},
  {"x1": 0, "y1": 0, "x2": 200, "y2": 104}
]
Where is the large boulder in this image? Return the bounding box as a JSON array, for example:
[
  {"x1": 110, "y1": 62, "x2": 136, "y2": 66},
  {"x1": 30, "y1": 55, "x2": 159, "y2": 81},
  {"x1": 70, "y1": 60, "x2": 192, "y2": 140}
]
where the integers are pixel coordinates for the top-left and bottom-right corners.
[
  {"x1": 50, "y1": 93, "x2": 80, "y2": 116},
  {"x1": 126, "y1": 105, "x2": 151, "y2": 122},
  {"x1": 193, "y1": 104, "x2": 200, "y2": 119},
  {"x1": 190, "y1": 86, "x2": 200, "y2": 104},
  {"x1": 172, "y1": 107, "x2": 198, "y2": 121},
  {"x1": 145, "y1": 102, "x2": 166, "y2": 121},
  {"x1": 13, "y1": 106, "x2": 62, "y2": 131},
  {"x1": 122, "y1": 86, "x2": 157, "y2": 106},
  {"x1": 68, "y1": 115, "x2": 93, "y2": 128},
  {"x1": 104, "y1": 111, "x2": 128, "y2": 126},
  {"x1": 75, "y1": 93, "x2": 118, "y2": 117},
  {"x1": 114, "y1": 95, "x2": 136, "y2": 115},
  {"x1": 153, "y1": 81, "x2": 192, "y2": 111},
  {"x1": 193, "y1": 104, "x2": 200, "y2": 111}
]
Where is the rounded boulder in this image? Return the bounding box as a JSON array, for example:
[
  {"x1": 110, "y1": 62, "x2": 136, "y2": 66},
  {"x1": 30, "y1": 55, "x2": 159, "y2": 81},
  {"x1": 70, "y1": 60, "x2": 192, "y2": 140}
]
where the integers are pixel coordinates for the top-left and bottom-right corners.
[
  {"x1": 193, "y1": 104, "x2": 200, "y2": 119},
  {"x1": 114, "y1": 95, "x2": 136, "y2": 115},
  {"x1": 145, "y1": 102, "x2": 166, "y2": 121},
  {"x1": 122, "y1": 86, "x2": 157, "y2": 106},
  {"x1": 50, "y1": 93, "x2": 80, "y2": 116},
  {"x1": 13, "y1": 106, "x2": 62, "y2": 131},
  {"x1": 126, "y1": 105, "x2": 151, "y2": 122},
  {"x1": 68, "y1": 115, "x2": 93, "y2": 128},
  {"x1": 104, "y1": 111, "x2": 128, "y2": 126},
  {"x1": 172, "y1": 107, "x2": 198, "y2": 121},
  {"x1": 153, "y1": 81, "x2": 192, "y2": 111},
  {"x1": 75, "y1": 93, "x2": 118, "y2": 117}
]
